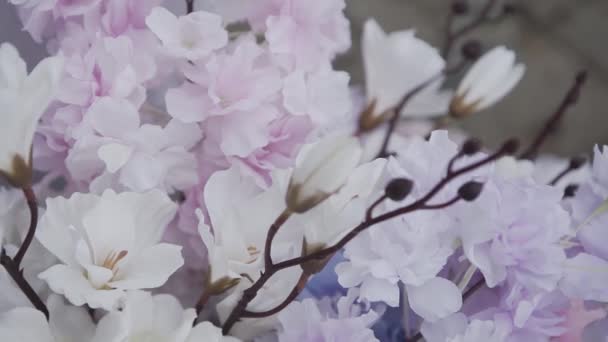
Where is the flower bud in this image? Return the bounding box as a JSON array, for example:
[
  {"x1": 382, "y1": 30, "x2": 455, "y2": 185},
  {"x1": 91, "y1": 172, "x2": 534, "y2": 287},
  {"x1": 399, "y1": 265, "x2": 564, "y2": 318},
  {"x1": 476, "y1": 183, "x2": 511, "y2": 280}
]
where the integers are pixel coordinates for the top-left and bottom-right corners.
[
  {"x1": 458, "y1": 181, "x2": 484, "y2": 202},
  {"x1": 461, "y1": 40, "x2": 482, "y2": 61},
  {"x1": 461, "y1": 138, "x2": 482, "y2": 156},
  {"x1": 385, "y1": 178, "x2": 414, "y2": 201},
  {"x1": 450, "y1": 46, "x2": 525, "y2": 118},
  {"x1": 286, "y1": 134, "x2": 362, "y2": 213},
  {"x1": 500, "y1": 138, "x2": 520, "y2": 155},
  {"x1": 452, "y1": 0, "x2": 469, "y2": 15},
  {"x1": 563, "y1": 184, "x2": 579, "y2": 198},
  {"x1": 569, "y1": 156, "x2": 586, "y2": 170}
]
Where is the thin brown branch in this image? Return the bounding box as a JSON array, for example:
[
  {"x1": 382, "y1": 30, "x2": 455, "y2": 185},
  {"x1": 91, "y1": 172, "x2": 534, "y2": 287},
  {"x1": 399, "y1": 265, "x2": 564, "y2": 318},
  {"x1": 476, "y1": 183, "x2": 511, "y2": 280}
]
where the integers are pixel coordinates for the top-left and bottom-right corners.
[
  {"x1": 242, "y1": 272, "x2": 309, "y2": 318},
  {"x1": 442, "y1": 0, "x2": 500, "y2": 58},
  {"x1": 13, "y1": 187, "x2": 38, "y2": 267},
  {"x1": 186, "y1": 0, "x2": 194, "y2": 13},
  {"x1": 377, "y1": 73, "x2": 444, "y2": 158},
  {"x1": 520, "y1": 70, "x2": 588, "y2": 160},
  {"x1": 222, "y1": 140, "x2": 516, "y2": 334},
  {"x1": 1, "y1": 250, "x2": 49, "y2": 319}
]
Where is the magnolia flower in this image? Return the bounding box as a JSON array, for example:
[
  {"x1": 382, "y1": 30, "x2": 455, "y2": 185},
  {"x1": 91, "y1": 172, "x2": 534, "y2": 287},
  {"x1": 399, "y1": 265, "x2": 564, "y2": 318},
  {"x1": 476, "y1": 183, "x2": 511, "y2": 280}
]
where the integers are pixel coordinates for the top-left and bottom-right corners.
[
  {"x1": 286, "y1": 134, "x2": 362, "y2": 213},
  {"x1": 199, "y1": 166, "x2": 298, "y2": 292},
  {"x1": 0, "y1": 43, "x2": 63, "y2": 186},
  {"x1": 37, "y1": 190, "x2": 183, "y2": 310},
  {"x1": 0, "y1": 294, "x2": 95, "y2": 342},
  {"x1": 146, "y1": 7, "x2": 228, "y2": 60},
  {"x1": 92, "y1": 291, "x2": 238, "y2": 342},
  {"x1": 361, "y1": 19, "x2": 449, "y2": 127},
  {"x1": 450, "y1": 46, "x2": 525, "y2": 118}
]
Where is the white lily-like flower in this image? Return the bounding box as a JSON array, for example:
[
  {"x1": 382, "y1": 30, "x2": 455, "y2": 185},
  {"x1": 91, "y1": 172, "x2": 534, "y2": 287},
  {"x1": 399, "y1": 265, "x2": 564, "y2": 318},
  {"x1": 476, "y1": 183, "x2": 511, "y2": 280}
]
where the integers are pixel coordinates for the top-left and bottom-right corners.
[
  {"x1": 450, "y1": 46, "x2": 525, "y2": 118},
  {"x1": 146, "y1": 7, "x2": 228, "y2": 60},
  {"x1": 199, "y1": 166, "x2": 299, "y2": 292},
  {"x1": 0, "y1": 294, "x2": 95, "y2": 342},
  {"x1": 37, "y1": 190, "x2": 183, "y2": 310},
  {"x1": 361, "y1": 19, "x2": 449, "y2": 128},
  {"x1": 0, "y1": 43, "x2": 63, "y2": 186},
  {"x1": 92, "y1": 291, "x2": 239, "y2": 342},
  {"x1": 286, "y1": 134, "x2": 362, "y2": 213}
]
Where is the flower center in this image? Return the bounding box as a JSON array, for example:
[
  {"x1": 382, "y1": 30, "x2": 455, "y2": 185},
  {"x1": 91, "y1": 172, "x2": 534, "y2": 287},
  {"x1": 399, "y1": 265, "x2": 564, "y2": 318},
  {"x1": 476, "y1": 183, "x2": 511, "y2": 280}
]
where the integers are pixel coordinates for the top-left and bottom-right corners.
[{"x1": 102, "y1": 250, "x2": 128, "y2": 272}]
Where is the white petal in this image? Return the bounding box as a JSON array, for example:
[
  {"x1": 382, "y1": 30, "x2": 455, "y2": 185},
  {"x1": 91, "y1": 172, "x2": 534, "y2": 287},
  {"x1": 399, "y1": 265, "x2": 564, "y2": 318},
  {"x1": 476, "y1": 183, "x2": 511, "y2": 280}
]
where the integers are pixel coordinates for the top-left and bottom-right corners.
[
  {"x1": 146, "y1": 7, "x2": 179, "y2": 45},
  {"x1": 0, "y1": 307, "x2": 54, "y2": 342},
  {"x1": 98, "y1": 143, "x2": 134, "y2": 173},
  {"x1": 39, "y1": 264, "x2": 123, "y2": 309},
  {"x1": 109, "y1": 243, "x2": 184, "y2": 289},
  {"x1": 407, "y1": 277, "x2": 462, "y2": 322}
]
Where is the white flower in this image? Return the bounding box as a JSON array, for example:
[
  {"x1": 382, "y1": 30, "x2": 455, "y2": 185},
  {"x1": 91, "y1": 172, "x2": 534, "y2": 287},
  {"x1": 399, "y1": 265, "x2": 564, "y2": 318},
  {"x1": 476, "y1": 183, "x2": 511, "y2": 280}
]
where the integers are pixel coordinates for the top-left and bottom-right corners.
[
  {"x1": 282, "y1": 69, "x2": 352, "y2": 127},
  {"x1": 146, "y1": 7, "x2": 228, "y2": 60},
  {"x1": 406, "y1": 277, "x2": 462, "y2": 323},
  {"x1": 92, "y1": 291, "x2": 238, "y2": 342},
  {"x1": 361, "y1": 19, "x2": 449, "y2": 121},
  {"x1": 199, "y1": 166, "x2": 298, "y2": 290},
  {"x1": 292, "y1": 158, "x2": 386, "y2": 251},
  {"x1": 37, "y1": 190, "x2": 182, "y2": 310},
  {"x1": 287, "y1": 134, "x2": 362, "y2": 213},
  {"x1": 0, "y1": 43, "x2": 63, "y2": 186},
  {"x1": 0, "y1": 294, "x2": 95, "y2": 342},
  {"x1": 450, "y1": 46, "x2": 525, "y2": 117}
]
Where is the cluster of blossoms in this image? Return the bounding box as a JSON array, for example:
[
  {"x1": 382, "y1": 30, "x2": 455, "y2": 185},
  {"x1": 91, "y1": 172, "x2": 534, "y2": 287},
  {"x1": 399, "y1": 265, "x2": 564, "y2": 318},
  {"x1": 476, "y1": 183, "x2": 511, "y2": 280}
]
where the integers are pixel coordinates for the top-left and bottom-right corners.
[{"x1": 0, "y1": 0, "x2": 606, "y2": 341}]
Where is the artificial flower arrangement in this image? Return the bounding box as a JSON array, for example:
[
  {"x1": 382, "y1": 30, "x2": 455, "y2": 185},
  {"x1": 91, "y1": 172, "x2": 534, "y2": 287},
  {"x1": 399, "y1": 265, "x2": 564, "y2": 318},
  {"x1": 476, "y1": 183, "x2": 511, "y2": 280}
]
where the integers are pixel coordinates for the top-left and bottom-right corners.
[{"x1": 0, "y1": 0, "x2": 606, "y2": 341}]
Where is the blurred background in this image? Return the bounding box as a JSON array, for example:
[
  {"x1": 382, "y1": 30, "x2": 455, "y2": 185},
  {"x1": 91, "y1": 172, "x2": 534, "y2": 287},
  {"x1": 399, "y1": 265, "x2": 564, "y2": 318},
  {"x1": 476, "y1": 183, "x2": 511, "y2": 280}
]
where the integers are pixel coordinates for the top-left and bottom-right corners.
[{"x1": 1, "y1": 0, "x2": 606, "y2": 156}]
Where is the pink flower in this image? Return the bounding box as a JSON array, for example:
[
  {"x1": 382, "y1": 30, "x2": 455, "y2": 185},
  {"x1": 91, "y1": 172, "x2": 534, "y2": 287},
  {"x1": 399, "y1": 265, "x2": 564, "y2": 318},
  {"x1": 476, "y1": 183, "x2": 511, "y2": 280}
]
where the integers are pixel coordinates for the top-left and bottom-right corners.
[
  {"x1": 146, "y1": 7, "x2": 228, "y2": 60},
  {"x1": 65, "y1": 97, "x2": 201, "y2": 193},
  {"x1": 250, "y1": 0, "x2": 351, "y2": 70}
]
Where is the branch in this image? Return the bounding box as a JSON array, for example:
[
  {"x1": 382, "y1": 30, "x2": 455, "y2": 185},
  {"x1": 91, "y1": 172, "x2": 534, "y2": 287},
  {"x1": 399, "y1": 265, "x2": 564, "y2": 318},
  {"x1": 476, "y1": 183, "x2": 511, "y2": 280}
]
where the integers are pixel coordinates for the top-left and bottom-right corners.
[
  {"x1": 13, "y1": 187, "x2": 38, "y2": 267},
  {"x1": 442, "y1": 0, "x2": 501, "y2": 58},
  {"x1": 377, "y1": 73, "x2": 444, "y2": 158},
  {"x1": 520, "y1": 70, "x2": 588, "y2": 160},
  {"x1": 264, "y1": 210, "x2": 292, "y2": 268},
  {"x1": 186, "y1": 0, "x2": 194, "y2": 13},
  {"x1": 1, "y1": 250, "x2": 49, "y2": 319},
  {"x1": 241, "y1": 272, "x2": 309, "y2": 318},
  {"x1": 222, "y1": 139, "x2": 517, "y2": 334}
]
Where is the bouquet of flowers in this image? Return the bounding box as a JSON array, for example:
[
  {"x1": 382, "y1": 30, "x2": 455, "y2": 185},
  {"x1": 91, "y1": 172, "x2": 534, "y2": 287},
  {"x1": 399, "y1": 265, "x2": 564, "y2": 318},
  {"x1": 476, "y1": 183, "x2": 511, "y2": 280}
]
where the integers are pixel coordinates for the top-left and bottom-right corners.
[{"x1": 0, "y1": 0, "x2": 606, "y2": 341}]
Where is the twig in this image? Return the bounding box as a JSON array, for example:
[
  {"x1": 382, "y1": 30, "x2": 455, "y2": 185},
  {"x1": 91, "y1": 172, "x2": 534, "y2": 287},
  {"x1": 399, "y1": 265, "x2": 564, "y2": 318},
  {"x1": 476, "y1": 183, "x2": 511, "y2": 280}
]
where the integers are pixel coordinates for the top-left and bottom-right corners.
[
  {"x1": 1, "y1": 250, "x2": 49, "y2": 319},
  {"x1": 265, "y1": 210, "x2": 292, "y2": 268},
  {"x1": 442, "y1": 0, "x2": 501, "y2": 58},
  {"x1": 13, "y1": 187, "x2": 38, "y2": 267},
  {"x1": 241, "y1": 272, "x2": 309, "y2": 318},
  {"x1": 377, "y1": 73, "x2": 443, "y2": 158},
  {"x1": 222, "y1": 139, "x2": 517, "y2": 334},
  {"x1": 520, "y1": 71, "x2": 588, "y2": 160},
  {"x1": 186, "y1": 0, "x2": 194, "y2": 13}
]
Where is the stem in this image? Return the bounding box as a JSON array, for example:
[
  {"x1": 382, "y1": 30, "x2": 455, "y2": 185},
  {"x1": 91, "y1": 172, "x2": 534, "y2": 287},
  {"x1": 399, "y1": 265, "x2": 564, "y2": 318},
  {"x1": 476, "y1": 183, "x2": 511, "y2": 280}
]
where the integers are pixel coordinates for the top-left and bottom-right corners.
[
  {"x1": 0, "y1": 250, "x2": 49, "y2": 319},
  {"x1": 13, "y1": 187, "x2": 38, "y2": 267},
  {"x1": 442, "y1": 0, "x2": 500, "y2": 58},
  {"x1": 520, "y1": 70, "x2": 588, "y2": 160},
  {"x1": 366, "y1": 194, "x2": 388, "y2": 221},
  {"x1": 241, "y1": 272, "x2": 309, "y2": 318},
  {"x1": 265, "y1": 210, "x2": 292, "y2": 268},
  {"x1": 377, "y1": 73, "x2": 443, "y2": 158},
  {"x1": 462, "y1": 278, "x2": 485, "y2": 302},
  {"x1": 195, "y1": 287, "x2": 212, "y2": 314},
  {"x1": 222, "y1": 209, "x2": 291, "y2": 333},
  {"x1": 186, "y1": 0, "x2": 194, "y2": 13},
  {"x1": 421, "y1": 194, "x2": 462, "y2": 210}
]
